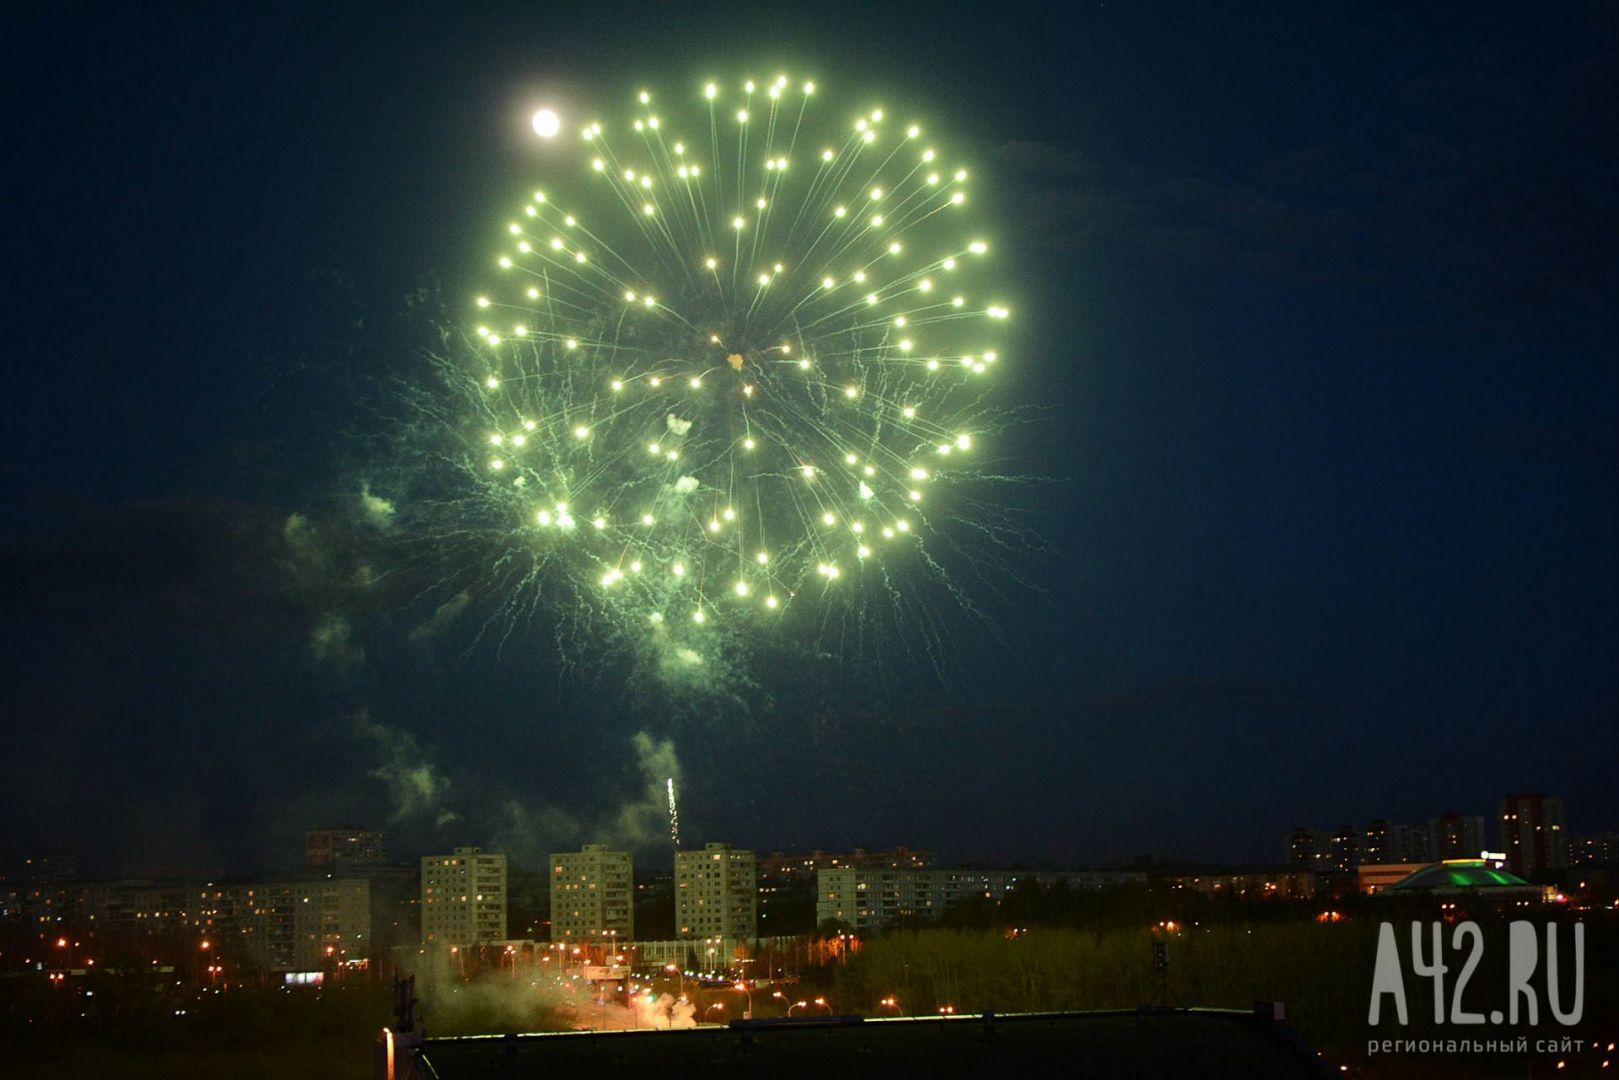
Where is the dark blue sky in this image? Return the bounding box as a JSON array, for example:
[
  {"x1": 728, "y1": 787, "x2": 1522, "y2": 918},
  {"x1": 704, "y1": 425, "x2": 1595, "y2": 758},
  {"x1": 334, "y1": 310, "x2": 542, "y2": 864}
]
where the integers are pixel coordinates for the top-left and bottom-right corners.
[{"x1": 3, "y1": 3, "x2": 1615, "y2": 875}]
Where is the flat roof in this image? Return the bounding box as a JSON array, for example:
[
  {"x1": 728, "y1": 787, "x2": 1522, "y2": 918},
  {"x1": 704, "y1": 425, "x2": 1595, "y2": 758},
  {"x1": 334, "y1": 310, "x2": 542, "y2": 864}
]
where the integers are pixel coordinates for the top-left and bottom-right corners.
[{"x1": 413, "y1": 1008, "x2": 1335, "y2": 1078}]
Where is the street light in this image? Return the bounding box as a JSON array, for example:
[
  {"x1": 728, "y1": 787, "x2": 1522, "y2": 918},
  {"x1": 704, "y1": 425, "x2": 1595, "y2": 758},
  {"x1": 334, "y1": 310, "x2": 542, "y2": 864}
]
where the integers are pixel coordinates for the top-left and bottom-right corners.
[
  {"x1": 879, "y1": 996, "x2": 900, "y2": 1014},
  {"x1": 735, "y1": 980, "x2": 753, "y2": 1020},
  {"x1": 814, "y1": 996, "x2": 831, "y2": 1015},
  {"x1": 704, "y1": 1002, "x2": 726, "y2": 1024},
  {"x1": 788, "y1": 1000, "x2": 808, "y2": 1017}
]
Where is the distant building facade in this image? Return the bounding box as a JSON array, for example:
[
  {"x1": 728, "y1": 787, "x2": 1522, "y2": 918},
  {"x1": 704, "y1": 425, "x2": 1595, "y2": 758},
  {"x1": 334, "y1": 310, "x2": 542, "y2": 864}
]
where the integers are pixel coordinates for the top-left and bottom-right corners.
[
  {"x1": 1162, "y1": 870, "x2": 1317, "y2": 900},
  {"x1": 675, "y1": 843, "x2": 756, "y2": 941},
  {"x1": 816, "y1": 868, "x2": 1144, "y2": 933},
  {"x1": 421, "y1": 847, "x2": 507, "y2": 948},
  {"x1": 75, "y1": 876, "x2": 370, "y2": 973},
  {"x1": 253, "y1": 877, "x2": 371, "y2": 971},
  {"x1": 757, "y1": 848, "x2": 931, "y2": 937},
  {"x1": 1287, "y1": 828, "x2": 1333, "y2": 870},
  {"x1": 1362, "y1": 820, "x2": 1434, "y2": 865},
  {"x1": 1295, "y1": 815, "x2": 1491, "y2": 871},
  {"x1": 758, "y1": 847, "x2": 934, "y2": 882},
  {"x1": 549, "y1": 845, "x2": 632, "y2": 943},
  {"x1": 306, "y1": 829, "x2": 387, "y2": 868},
  {"x1": 1428, "y1": 813, "x2": 1487, "y2": 861},
  {"x1": 1571, "y1": 832, "x2": 1618, "y2": 868},
  {"x1": 1498, "y1": 794, "x2": 1568, "y2": 878},
  {"x1": 1330, "y1": 827, "x2": 1361, "y2": 873},
  {"x1": 22, "y1": 856, "x2": 77, "y2": 927},
  {"x1": 1356, "y1": 863, "x2": 1431, "y2": 894}
]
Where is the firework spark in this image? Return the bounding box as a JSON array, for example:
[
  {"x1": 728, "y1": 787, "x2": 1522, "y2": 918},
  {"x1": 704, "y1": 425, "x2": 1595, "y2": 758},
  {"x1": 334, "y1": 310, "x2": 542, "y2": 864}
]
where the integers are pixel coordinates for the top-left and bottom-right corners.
[
  {"x1": 666, "y1": 776, "x2": 680, "y2": 848},
  {"x1": 387, "y1": 72, "x2": 1031, "y2": 682}
]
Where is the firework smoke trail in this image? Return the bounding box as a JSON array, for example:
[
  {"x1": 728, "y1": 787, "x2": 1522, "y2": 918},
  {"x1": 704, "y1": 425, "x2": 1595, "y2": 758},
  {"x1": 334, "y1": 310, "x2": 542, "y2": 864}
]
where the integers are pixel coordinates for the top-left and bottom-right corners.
[
  {"x1": 666, "y1": 776, "x2": 681, "y2": 848},
  {"x1": 381, "y1": 70, "x2": 1044, "y2": 690}
]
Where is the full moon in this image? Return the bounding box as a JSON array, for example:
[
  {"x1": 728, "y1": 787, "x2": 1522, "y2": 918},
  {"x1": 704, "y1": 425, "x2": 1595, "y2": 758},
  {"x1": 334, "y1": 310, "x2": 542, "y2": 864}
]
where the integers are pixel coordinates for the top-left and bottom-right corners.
[{"x1": 531, "y1": 108, "x2": 560, "y2": 138}]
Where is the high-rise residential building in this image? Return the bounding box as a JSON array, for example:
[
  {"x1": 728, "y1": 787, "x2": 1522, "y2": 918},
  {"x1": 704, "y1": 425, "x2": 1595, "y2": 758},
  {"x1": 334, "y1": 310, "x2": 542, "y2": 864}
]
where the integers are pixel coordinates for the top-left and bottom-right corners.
[
  {"x1": 292, "y1": 877, "x2": 372, "y2": 970},
  {"x1": 1429, "y1": 813, "x2": 1488, "y2": 861},
  {"x1": 1287, "y1": 828, "x2": 1332, "y2": 869},
  {"x1": 306, "y1": 829, "x2": 386, "y2": 868},
  {"x1": 1392, "y1": 822, "x2": 1431, "y2": 867},
  {"x1": 549, "y1": 845, "x2": 633, "y2": 943},
  {"x1": 1498, "y1": 794, "x2": 1569, "y2": 878},
  {"x1": 22, "y1": 856, "x2": 77, "y2": 926},
  {"x1": 1361, "y1": 820, "x2": 1392, "y2": 865},
  {"x1": 421, "y1": 847, "x2": 507, "y2": 948},
  {"x1": 1403, "y1": 822, "x2": 1436, "y2": 864},
  {"x1": 1571, "y1": 832, "x2": 1618, "y2": 868},
  {"x1": 1330, "y1": 826, "x2": 1360, "y2": 872},
  {"x1": 1362, "y1": 821, "x2": 1437, "y2": 865},
  {"x1": 238, "y1": 877, "x2": 371, "y2": 972},
  {"x1": 676, "y1": 843, "x2": 756, "y2": 941},
  {"x1": 1300, "y1": 815, "x2": 1486, "y2": 870}
]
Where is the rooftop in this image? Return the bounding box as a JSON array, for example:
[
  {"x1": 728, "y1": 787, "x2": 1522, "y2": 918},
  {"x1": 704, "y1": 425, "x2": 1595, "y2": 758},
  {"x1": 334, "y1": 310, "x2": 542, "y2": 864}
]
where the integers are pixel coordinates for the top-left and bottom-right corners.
[
  {"x1": 410, "y1": 1008, "x2": 1335, "y2": 1078},
  {"x1": 1389, "y1": 860, "x2": 1531, "y2": 891}
]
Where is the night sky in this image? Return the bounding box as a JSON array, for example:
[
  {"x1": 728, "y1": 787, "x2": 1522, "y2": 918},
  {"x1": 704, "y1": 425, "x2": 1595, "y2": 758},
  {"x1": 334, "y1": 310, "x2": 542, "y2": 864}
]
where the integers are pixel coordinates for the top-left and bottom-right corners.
[{"x1": 4, "y1": 4, "x2": 1615, "y2": 876}]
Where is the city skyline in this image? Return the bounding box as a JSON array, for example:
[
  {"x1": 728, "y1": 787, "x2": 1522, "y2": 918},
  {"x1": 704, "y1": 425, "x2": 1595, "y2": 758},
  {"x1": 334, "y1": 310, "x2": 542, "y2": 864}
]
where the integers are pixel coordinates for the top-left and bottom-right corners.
[
  {"x1": 11, "y1": 816, "x2": 1608, "y2": 977},
  {"x1": 10, "y1": 784, "x2": 1615, "y2": 887}
]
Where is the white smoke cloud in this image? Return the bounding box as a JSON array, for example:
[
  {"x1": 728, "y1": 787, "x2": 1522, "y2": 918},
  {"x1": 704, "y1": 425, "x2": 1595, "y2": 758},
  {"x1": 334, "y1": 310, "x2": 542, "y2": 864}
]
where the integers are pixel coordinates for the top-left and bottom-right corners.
[
  {"x1": 604, "y1": 731, "x2": 683, "y2": 849},
  {"x1": 409, "y1": 590, "x2": 471, "y2": 643},
  {"x1": 283, "y1": 511, "x2": 314, "y2": 548},
  {"x1": 634, "y1": 991, "x2": 697, "y2": 1029},
  {"x1": 493, "y1": 731, "x2": 682, "y2": 862},
  {"x1": 354, "y1": 710, "x2": 459, "y2": 825},
  {"x1": 310, "y1": 613, "x2": 365, "y2": 673},
  {"x1": 359, "y1": 483, "x2": 396, "y2": 529}
]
